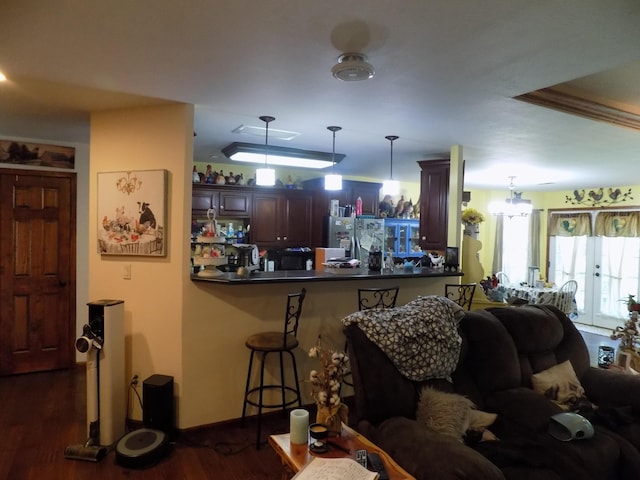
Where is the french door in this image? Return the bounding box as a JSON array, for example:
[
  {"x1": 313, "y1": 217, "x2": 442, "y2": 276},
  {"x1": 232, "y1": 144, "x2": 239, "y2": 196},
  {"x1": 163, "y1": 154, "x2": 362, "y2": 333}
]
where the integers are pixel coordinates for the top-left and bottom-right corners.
[{"x1": 549, "y1": 235, "x2": 640, "y2": 330}]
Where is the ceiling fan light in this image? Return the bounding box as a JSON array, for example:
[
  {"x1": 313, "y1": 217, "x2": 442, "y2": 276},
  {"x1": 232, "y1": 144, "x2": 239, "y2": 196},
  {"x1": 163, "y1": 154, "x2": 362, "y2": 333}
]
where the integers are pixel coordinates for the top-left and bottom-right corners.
[
  {"x1": 324, "y1": 174, "x2": 343, "y2": 191},
  {"x1": 256, "y1": 167, "x2": 275, "y2": 186},
  {"x1": 331, "y1": 53, "x2": 375, "y2": 82}
]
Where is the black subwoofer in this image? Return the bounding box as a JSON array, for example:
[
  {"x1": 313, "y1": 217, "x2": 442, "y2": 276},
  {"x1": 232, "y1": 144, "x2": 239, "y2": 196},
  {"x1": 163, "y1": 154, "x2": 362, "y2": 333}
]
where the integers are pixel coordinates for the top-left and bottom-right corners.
[{"x1": 143, "y1": 374, "x2": 175, "y2": 439}]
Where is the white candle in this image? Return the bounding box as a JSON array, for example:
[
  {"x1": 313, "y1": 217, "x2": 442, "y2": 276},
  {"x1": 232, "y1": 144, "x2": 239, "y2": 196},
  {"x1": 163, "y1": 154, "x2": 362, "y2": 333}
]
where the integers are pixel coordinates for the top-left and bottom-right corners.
[{"x1": 290, "y1": 409, "x2": 309, "y2": 445}]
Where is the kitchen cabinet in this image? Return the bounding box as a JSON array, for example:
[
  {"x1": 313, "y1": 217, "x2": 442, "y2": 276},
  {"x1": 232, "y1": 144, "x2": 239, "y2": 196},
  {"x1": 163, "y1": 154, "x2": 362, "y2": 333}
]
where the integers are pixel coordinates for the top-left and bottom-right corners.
[
  {"x1": 192, "y1": 184, "x2": 251, "y2": 217},
  {"x1": 250, "y1": 190, "x2": 313, "y2": 247},
  {"x1": 302, "y1": 178, "x2": 382, "y2": 247},
  {"x1": 418, "y1": 159, "x2": 449, "y2": 252},
  {"x1": 384, "y1": 219, "x2": 421, "y2": 258}
]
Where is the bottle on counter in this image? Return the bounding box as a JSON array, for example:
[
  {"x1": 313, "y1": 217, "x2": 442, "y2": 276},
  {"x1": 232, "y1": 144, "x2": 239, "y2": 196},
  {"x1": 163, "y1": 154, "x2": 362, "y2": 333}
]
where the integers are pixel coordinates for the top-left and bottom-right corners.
[
  {"x1": 355, "y1": 196, "x2": 363, "y2": 217},
  {"x1": 227, "y1": 222, "x2": 235, "y2": 240},
  {"x1": 236, "y1": 226, "x2": 244, "y2": 243}
]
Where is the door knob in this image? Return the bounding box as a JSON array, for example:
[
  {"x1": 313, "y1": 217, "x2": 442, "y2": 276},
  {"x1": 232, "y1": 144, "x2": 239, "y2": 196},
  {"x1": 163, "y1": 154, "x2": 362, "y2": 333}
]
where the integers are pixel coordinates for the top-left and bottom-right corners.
[{"x1": 595, "y1": 273, "x2": 600, "y2": 277}]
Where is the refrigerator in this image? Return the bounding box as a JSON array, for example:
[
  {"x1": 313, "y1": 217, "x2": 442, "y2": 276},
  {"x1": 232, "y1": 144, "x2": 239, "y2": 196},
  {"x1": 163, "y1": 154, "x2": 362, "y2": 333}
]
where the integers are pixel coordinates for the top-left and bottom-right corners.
[{"x1": 326, "y1": 217, "x2": 385, "y2": 263}]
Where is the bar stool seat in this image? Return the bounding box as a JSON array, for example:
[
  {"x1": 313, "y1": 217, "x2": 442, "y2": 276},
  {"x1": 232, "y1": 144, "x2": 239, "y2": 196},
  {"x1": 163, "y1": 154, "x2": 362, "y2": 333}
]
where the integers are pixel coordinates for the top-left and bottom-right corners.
[{"x1": 242, "y1": 288, "x2": 306, "y2": 449}]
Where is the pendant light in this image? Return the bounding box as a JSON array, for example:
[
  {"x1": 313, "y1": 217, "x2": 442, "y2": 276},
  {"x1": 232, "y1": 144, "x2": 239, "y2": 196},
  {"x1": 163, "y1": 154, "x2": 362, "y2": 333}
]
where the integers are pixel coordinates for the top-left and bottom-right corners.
[
  {"x1": 255, "y1": 115, "x2": 276, "y2": 186},
  {"x1": 382, "y1": 135, "x2": 400, "y2": 196},
  {"x1": 324, "y1": 126, "x2": 343, "y2": 191},
  {"x1": 488, "y1": 176, "x2": 532, "y2": 217}
]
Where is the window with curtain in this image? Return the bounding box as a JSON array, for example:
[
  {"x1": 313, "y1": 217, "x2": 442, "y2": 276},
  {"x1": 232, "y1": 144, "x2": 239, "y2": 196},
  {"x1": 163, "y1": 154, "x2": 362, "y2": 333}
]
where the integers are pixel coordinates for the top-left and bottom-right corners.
[{"x1": 502, "y1": 215, "x2": 530, "y2": 284}]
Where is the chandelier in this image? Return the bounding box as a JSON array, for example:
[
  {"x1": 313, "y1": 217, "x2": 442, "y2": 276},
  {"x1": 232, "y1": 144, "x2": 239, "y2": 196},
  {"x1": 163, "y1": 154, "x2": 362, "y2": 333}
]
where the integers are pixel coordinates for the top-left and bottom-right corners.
[
  {"x1": 489, "y1": 176, "x2": 532, "y2": 217},
  {"x1": 115, "y1": 171, "x2": 142, "y2": 195}
]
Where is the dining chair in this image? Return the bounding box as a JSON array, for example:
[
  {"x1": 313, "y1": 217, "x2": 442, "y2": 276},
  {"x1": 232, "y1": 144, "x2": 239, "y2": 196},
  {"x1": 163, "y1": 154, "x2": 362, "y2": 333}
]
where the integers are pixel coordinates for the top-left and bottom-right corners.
[
  {"x1": 444, "y1": 283, "x2": 477, "y2": 310},
  {"x1": 555, "y1": 280, "x2": 578, "y2": 315},
  {"x1": 495, "y1": 271, "x2": 510, "y2": 285}
]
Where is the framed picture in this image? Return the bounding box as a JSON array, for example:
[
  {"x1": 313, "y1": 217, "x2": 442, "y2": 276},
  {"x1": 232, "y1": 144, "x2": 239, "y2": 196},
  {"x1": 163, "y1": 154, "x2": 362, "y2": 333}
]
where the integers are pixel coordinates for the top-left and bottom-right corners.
[
  {"x1": 97, "y1": 169, "x2": 167, "y2": 256},
  {"x1": 444, "y1": 246, "x2": 459, "y2": 270}
]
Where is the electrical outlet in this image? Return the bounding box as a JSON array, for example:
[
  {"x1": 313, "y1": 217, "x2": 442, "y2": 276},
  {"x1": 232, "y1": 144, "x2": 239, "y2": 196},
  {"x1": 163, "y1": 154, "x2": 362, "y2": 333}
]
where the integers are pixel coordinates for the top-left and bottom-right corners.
[{"x1": 130, "y1": 374, "x2": 139, "y2": 386}]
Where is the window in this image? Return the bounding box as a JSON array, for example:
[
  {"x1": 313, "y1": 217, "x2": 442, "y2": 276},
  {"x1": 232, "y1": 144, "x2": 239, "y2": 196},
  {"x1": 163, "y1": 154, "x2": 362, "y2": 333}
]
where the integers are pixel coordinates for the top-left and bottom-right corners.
[{"x1": 502, "y1": 215, "x2": 530, "y2": 284}]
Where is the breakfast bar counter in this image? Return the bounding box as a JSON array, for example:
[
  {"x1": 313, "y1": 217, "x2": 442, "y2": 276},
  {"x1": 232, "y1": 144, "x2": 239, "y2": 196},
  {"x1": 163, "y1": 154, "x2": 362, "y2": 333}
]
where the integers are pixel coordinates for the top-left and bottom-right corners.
[{"x1": 191, "y1": 268, "x2": 462, "y2": 284}]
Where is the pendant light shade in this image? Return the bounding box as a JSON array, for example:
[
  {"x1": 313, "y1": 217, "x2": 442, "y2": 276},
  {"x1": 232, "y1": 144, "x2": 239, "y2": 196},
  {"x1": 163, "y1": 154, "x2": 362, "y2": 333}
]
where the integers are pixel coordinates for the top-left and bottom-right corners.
[
  {"x1": 382, "y1": 135, "x2": 400, "y2": 196},
  {"x1": 255, "y1": 115, "x2": 276, "y2": 186},
  {"x1": 324, "y1": 126, "x2": 343, "y2": 191}
]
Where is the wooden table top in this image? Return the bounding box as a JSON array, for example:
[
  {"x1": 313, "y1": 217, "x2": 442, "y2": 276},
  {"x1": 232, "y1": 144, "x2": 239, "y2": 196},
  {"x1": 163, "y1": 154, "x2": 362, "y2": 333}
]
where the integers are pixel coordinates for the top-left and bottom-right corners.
[{"x1": 268, "y1": 423, "x2": 415, "y2": 480}]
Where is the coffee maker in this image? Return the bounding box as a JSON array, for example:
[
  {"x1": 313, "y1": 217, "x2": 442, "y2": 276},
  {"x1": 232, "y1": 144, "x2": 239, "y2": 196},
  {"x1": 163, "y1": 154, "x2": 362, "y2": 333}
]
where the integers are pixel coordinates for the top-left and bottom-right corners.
[{"x1": 227, "y1": 244, "x2": 260, "y2": 272}]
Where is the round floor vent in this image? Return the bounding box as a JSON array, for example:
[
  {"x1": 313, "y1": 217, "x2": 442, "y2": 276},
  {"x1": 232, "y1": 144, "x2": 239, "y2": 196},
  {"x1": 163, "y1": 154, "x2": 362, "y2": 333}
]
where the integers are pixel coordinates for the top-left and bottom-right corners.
[{"x1": 115, "y1": 428, "x2": 169, "y2": 469}]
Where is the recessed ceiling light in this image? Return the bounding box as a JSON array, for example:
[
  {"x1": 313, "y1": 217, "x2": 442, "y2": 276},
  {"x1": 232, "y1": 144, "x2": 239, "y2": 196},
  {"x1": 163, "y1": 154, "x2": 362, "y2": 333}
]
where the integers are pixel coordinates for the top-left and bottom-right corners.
[{"x1": 232, "y1": 124, "x2": 299, "y2": 141}]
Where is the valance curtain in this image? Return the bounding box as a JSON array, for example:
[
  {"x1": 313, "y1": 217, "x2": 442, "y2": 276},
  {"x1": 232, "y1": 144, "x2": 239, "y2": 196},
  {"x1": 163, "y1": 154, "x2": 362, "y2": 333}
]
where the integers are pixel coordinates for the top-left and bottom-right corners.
[
  {"x1": 594, "y1": 211, "x2": 640, "y2": 237},
  {"x1": 548, "y1": 213, "x2": 592, "y2": 236}
]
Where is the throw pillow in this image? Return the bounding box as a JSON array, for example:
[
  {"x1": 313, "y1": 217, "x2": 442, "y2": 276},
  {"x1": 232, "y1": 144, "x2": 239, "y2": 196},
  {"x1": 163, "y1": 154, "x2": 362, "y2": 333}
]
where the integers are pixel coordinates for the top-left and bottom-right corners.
[
  {"x1": 531, "y1": 360, "x2": 593, "y2": 411},
  {"x1": 416, "y1": 387, "x2": 474, "y2": 442}
]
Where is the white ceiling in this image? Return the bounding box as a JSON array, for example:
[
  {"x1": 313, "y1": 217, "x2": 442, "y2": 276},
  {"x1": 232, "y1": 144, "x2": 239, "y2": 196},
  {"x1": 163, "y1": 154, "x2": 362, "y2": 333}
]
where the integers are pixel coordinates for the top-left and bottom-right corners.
[{"x1": 1, "y1": 1, "x2": 639, "y2": 192}]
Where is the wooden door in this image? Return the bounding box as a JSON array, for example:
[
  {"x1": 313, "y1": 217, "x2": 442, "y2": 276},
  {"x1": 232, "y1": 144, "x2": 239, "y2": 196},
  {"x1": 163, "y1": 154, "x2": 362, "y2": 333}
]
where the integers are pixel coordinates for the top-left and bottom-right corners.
[{"x1": 0, "y1": 170, "x2": 76, "y2": 375}]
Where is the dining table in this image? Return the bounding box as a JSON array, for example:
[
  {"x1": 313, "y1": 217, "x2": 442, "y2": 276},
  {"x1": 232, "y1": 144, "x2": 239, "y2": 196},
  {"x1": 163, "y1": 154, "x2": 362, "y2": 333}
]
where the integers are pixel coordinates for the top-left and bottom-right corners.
[{"x1": 505, "y1": 284, "x2": 578, "y2": 318}]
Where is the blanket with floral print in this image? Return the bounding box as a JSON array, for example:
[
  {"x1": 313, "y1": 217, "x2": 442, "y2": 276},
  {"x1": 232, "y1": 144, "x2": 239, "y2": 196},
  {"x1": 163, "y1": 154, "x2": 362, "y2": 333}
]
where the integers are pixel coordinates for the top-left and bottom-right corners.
[{"x1": 342, "y1": 295, "x2": 465, "y2": 381}]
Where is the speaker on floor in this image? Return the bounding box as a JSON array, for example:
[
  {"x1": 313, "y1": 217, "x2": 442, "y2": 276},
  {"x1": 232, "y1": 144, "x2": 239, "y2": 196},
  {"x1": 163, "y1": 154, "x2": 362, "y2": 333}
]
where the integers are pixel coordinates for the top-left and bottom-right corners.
[{"x1": 143, "y1": 374, "x2": 176, "y2": 440}]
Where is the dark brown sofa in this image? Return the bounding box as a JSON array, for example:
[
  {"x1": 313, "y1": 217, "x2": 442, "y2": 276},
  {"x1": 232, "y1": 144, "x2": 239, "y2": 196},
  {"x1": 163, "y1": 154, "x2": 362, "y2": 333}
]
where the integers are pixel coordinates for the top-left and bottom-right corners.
[{"x1": 345, "y1": 304, "x2": 640, "y2": 480}]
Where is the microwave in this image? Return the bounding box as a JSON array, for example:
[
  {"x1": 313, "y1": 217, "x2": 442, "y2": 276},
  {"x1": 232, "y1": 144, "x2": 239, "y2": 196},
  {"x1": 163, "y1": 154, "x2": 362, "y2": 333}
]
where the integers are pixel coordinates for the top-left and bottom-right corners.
[{"x1": 266, "y1": 248, "x2": 314, "y2": 271}]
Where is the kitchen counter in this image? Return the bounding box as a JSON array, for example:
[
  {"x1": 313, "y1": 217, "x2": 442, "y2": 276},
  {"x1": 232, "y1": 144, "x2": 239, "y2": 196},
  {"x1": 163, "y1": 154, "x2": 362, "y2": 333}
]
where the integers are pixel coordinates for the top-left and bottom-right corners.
[{"x1": 190, "y1": 267, "x2": 462, "y2": 284}]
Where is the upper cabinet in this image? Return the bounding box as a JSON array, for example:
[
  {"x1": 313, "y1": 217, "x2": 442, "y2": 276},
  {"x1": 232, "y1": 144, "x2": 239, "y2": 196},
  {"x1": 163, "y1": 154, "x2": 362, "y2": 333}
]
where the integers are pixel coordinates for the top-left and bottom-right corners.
[
  {"x1": 250, "y1": 190, "x2": 313, "y2": 247},
  {"x1": 418, "y1": 159, "x2": 449, "y2": 252}
]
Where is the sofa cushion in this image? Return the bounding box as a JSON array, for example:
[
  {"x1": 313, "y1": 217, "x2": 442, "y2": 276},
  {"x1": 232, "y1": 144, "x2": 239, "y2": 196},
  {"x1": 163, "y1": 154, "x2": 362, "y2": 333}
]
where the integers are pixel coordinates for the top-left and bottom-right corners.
[
  {"x1": 416, "y1": 387, "x2": 474, "y2": 441},
  {"x1": 531, "y1": 360, "x2": 591, "y2": 411}
]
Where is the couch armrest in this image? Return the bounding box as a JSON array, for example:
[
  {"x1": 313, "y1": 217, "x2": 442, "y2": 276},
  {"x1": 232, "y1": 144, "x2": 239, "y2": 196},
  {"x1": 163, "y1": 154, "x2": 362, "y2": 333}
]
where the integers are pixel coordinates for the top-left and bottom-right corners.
[
  {"x1": 581, "y1": 366, "x2": 640, "y2": 411},
  {"x1": 374, "y1": 416, "x2": 505, "y2": 480}
]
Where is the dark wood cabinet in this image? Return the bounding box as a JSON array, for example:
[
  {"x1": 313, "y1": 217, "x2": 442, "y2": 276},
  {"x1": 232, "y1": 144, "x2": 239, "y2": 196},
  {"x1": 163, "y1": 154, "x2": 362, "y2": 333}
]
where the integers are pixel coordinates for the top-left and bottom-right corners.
[
  {"x1": 251, "y1": 190, "x2": 313, "y2": 247},
  {"x1": 191, "y1": 185, "x2": 219, "y2": 215},
  {"x1": 418, "y1": 159, "x2": 450, "y2": 252},
  {"x1": 192, "y1": 184, "x2": 251, "y2": 217},
  {"x1": 219, "y1": 190, "x2": 251, "y2": 217},
  {"x1": 302, "y1": 178, "x2": 382, "y2": 247}
]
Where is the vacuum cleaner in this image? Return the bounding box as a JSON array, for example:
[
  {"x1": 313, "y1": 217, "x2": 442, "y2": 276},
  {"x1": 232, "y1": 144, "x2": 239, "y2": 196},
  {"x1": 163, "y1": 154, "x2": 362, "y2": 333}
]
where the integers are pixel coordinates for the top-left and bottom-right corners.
[{"x1": 65, "y1": 300, "x2": 126, "y2": 462}]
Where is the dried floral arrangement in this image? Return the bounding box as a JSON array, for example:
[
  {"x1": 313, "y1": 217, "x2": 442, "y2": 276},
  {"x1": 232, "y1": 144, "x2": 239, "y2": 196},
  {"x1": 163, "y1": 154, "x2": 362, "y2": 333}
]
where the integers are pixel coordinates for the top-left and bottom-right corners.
[{"x1": 308, "y1": 336, "x2": 349, "y2": 407}]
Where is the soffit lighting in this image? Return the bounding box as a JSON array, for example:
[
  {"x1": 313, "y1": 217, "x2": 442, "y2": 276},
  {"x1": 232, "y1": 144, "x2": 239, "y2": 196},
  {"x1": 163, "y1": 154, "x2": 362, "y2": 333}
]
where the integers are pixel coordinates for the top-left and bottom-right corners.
[
  {"x1": 331, "y1": 53, "x2": 375, "y2": 82},
  {"x1": 222, "y1": 142, "x2": 345, "y2": 169},
  {"x1": 255, "y1": 115, "x2": 276, "y2": 187},
  {"x1": 489, "y1": 176, "x2": 533, "y2": 217},
  {"x1": 324, "y1": 125, "x2": 343, "y2": 191},
  {"x1": 382, "y1": 135, "x2": 400, "y2": 196}
]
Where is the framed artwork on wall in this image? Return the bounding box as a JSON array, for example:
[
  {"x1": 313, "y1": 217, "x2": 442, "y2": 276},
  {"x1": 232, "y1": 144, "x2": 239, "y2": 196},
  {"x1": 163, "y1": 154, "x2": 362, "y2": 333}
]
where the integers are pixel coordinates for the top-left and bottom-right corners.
[{"x1": 97, "y1": 169, "x2": 168, "y2": 256}]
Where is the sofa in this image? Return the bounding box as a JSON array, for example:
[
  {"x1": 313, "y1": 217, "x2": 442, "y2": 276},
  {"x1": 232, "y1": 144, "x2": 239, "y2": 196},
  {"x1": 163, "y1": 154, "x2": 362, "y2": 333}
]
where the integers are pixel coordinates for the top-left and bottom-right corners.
[{"x1": 344, "y1": 303, "x2": 640, "y2": 480}]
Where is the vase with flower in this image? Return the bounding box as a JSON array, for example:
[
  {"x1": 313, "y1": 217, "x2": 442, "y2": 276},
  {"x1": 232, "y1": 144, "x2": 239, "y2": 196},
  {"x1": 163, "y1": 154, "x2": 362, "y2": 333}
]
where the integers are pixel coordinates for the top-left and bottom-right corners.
[
  {"x1": 461, "y1": 208, "x2": 485, "y2": 238},
  {"x1": 308, "y1": 336, "x2": 349, "y2": 435}
]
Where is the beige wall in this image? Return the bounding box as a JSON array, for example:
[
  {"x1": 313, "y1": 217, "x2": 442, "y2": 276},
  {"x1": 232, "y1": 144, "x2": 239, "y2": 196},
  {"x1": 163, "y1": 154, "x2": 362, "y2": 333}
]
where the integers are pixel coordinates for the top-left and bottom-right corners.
[{"x1": 89, "y1": 104, "x2": 193, "y2": 423}]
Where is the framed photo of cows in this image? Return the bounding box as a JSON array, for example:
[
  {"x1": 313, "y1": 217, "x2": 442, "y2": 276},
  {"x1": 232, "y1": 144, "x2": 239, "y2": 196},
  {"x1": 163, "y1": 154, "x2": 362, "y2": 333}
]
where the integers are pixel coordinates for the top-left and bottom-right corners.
[{"x1": 97, "y1": 169, "x2": 167, "y2": 256}]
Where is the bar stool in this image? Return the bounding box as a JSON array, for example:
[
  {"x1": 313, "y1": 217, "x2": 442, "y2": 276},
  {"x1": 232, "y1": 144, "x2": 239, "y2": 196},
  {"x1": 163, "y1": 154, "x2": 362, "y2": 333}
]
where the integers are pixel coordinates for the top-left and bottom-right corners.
[
  {"x1": 241, "y1": 288, "x2": 306, "y2": 449},
  {"x1": 445, "y1": 283, "x2": 476, "y2": 310},
  {"x1": 343, "y1": 286, "x2": 399, "y2": 387}
]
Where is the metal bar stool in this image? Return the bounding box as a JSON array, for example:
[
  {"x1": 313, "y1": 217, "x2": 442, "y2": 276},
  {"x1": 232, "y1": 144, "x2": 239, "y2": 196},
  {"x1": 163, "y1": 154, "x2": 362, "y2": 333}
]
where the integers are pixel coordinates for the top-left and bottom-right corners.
[
  {"x1": 343, "y1": 286, "x2": 399, "y2": 388},
  {"x1": 445, "y1": 283, "x2": 476, "y2": 310},
  {"x1": 241, "y1": 288, "x2": 306, "y2": 449}
]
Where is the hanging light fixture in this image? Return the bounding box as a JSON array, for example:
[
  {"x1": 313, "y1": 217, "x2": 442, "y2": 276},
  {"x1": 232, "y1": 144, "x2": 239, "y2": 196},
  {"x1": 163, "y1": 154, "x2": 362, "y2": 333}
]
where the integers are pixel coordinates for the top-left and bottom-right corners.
[
  {"x1": 489, "y1": 176, "x2": 533, "y2": 217},
  {"x1": 255, "y1": 115, "x2": 276, "y2": 186},
  {"x1": 324, "y1": 126, "x2": 343, "y2": 191},
  {"x1": 382, "y1": 135, "x2": 400, "y2": 196}
]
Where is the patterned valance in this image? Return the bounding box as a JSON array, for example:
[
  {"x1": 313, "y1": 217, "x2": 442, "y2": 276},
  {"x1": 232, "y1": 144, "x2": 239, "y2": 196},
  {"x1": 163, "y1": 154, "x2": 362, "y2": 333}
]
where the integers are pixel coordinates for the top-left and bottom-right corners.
[
  {"x1": 594, "y1": 211, "x2": 640, "y2": 237},
  {"x1": 548, "y1": 213, "x2": 592, "y2": 236}
]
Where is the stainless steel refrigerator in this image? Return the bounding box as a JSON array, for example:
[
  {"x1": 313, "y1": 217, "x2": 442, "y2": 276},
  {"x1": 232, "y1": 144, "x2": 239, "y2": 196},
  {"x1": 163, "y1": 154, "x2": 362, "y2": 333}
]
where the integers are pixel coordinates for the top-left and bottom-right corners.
[{"x1": 326, "y1": 217, "x2": 385, "y2": 263}]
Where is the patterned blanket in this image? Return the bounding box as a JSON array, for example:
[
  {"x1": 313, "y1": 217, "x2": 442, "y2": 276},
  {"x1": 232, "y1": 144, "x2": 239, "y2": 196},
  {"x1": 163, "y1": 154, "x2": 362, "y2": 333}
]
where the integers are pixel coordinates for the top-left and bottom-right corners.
[{"x1": 342, "y1": 295, "x2": 465, "y2": 381}]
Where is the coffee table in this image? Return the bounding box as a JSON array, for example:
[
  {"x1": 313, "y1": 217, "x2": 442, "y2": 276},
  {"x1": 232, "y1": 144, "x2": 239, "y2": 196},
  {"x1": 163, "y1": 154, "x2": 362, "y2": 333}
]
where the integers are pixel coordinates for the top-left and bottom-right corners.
[{"x1": 268, "y1": 422, "x2": 415, "y2": 479}]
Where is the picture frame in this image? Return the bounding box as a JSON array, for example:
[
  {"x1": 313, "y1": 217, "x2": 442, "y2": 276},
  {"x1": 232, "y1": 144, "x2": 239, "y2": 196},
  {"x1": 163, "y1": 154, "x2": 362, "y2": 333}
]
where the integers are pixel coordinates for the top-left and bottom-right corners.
[
  {"x1": 97, "y1": 169, "x2": 167, "y2": 256},
  {"x1": 444, "y1": 246, "x2": 459, "y2": 270}
]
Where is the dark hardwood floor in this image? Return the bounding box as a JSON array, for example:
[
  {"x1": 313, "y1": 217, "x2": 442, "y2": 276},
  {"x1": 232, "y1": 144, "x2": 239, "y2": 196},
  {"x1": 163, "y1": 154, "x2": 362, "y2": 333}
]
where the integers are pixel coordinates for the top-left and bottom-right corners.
[{"x1": 0, "y1": 367, "x2": 293, "y2": 479}]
